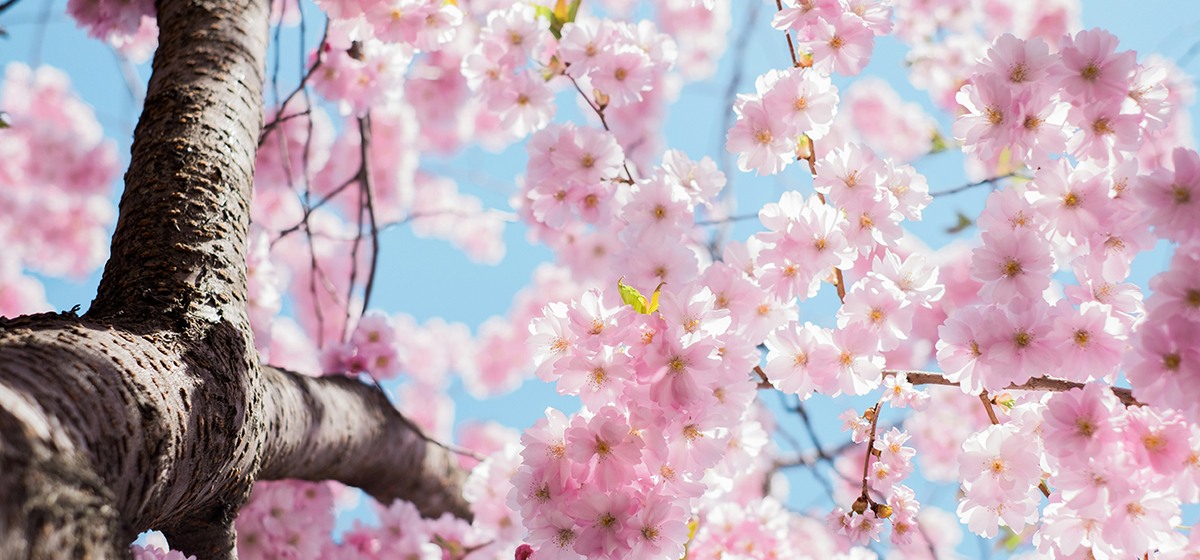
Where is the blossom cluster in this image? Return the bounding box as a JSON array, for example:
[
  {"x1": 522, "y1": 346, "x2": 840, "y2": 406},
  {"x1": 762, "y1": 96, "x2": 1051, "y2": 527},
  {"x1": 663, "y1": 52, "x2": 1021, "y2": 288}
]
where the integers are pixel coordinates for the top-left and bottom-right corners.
[
  {"x1": 517, "y1": 284, "x2": 769, "y2": 559},
  {"x1": 0, "y1": 63, "x2": 118, "y2": 316}
]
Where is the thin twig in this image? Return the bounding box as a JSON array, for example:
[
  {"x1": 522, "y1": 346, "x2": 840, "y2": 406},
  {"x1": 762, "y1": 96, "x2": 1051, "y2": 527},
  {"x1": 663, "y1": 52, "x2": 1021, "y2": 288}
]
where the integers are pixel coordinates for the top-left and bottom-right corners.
[
  {"x1": 696, "y1": 213, "x2": 759, "y2": 226},
  {"x1": 29, "y1": 0, "x2": 52, "y2": 67},
  {"x1": 881, "y1": 370, "x2": 1140, "y2": 407},
  {"x1": 979, "y1": 391, "x2": 1000, "y2": 425},
  {"x1": 566, "y1": 75, "x2": 635, "y2": 183},
  {"x1": 0, "y1": 0, "x2": 21, "y2": 16},
  {"x1": 109, "y1": 49, "x2": 144, "y2": 104},
  {"x1": 859, "y1": 403, "x2": 883, "y2": 504},
  {"x1": 1179, "y1": 37, "x2": 1200, "y2": 68},
  {"x1": 795, "y1": 403, "x2": 834, "y2": 463},
  {"x1": 259, "y1": 20, "x2": 329, "y2": 146},
  {"x1": 774, "y1": 0, "x2": 800, "y2": 67},
  {"x1": 358, "y1": 115, "x2": 382, "y2": 315},
  {"x1": 710, "y1": 0, "x2": 761, "y2": 258},
  {"x1": 929, "y1": 172, "x2": 1019, "y2": 197}
]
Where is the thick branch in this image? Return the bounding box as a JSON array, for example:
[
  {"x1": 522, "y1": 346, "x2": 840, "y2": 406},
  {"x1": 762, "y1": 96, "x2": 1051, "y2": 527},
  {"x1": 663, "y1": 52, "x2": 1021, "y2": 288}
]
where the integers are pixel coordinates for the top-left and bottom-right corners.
[
  {"x1": 0, "y1": 314, "x2": 261, "y2": 558},
  {"x1": 87, "y1": 0, "x2": 269, "y2": 334},
  {"x1": 257, "y1": 366, "x2": 472, "y2": 520}
]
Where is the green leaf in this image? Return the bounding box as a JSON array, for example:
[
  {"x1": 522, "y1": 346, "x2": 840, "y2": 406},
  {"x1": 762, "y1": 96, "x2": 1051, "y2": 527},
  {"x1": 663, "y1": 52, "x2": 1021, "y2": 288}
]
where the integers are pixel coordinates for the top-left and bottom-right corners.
[
  {"x1": 533, "y1": 5, "x2": 554, "y2": 19},
  {"x1": 930, "y1": 129, "x2": 948, "y2": 153},
  {"x1": 617, "y1": 277, "x2": 649, "y2": 314},
  {"x1": 945, "y1": 211, "x2": 973, "y2": 234},
  {"x1": 0, "y1": 111, "x2": 9, "y2": 129},
  {"x1": 999, "y1": 526, "x2": 1022, "y2": 552},
  {"x1": 647, "y1": 282, "x2": 666, "y2": 313},
  {"x1": 534, "y1": 2, "x2": 570, "y2": 40},
  {"x1": 552, "y1": 0, "x2": 569, "y2": 20},
  {"x1": 566, "y1": 0, "x2": 581, "y2": 22}
]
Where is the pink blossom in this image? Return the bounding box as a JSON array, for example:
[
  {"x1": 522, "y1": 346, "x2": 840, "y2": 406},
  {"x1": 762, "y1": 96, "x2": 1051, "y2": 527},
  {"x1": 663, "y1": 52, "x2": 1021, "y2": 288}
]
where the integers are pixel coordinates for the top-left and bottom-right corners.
[
  {"x1": 837, "y1": 276, "x2": 913, "y2": 352},
  {"x1": 568, "y1": 491, "x2": 633, "y2": 558},
  {"x1": 760, "y1": 67, "x2": 840, "y2": 140},
  {"x1": 1031, "y1": 159, "x2": 1114, "y2": 247},
  {"x1": 969, "y1": 228, "x2": 1054, "y2": 303},
  {"x1": 1042, "y1": 384, "x2": 1122, "y2": 462},
  {"x1": 642, "y1": 334, "x2": 720, "y2": 408},
  {"x1": 952, "y1": 74, "x2": 1017, "y2": 162},
  {"x1": 825, "y1": 323, "x2": 884, "y2": 396},
  {"x1": 489, "y1": 68, "x2": 556, "y2": 138},
  {"x1": 880, "y1": 372, "x2": 930, "y2": 410},
  {"x1": 1125, "y1": 314, "x2": 1200, "y2": 421},
  {"x1": 983, "y1": 299, "x2": 1060, "y2": 390},
  {"x1": 725, "y1": 96, "x2": 795, "y2": 176},
  {"x1": 660, "y1": 149, "x2": 725, "y2": 209},
  {"x1": 1055, "y1": 28, "x2": 1136, "y2": 105},
  {"x1": 566, "y1": 407, "x2": 644, "y2": 492},
  {"x1": 591, "y1": 47, "x2": 656, "y2": 108},
  {"x1": 978, "y1": 34, "x2": 1057, "y2": 88},
  {"x1": 1137, "y1": 147, "x2": 1200, "y2": 243},
  {"x1": 958, "y1": 424, "x2": 1042, "y2": 504},
  {"x1": 801, "y1": 14, "x2": 875, "y2": 77},
  {"x1": 1124, "y1": 406, "x2": 1192, "y2": 476},
  {"x1": 1065, "y1": 100, "x2": 1141, "y2": 164},
  {"x1": 626, "y1": 493, "x2": 690, "y2": 560},
  {"x1": 763, "y1": 322, "x2": 837, "y2": 398}
]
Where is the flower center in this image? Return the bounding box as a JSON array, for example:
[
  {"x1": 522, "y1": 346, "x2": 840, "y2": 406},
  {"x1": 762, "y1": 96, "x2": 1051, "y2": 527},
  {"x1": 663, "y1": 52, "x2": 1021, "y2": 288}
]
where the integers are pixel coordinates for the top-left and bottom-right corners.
[
  {"x1": 1188, "y1": 289, "x2": 1200, "y2": 308},
  {"x1": 985, "y1": 107, "x2": 1004, "y2": 125},
  {"x1": 1076, "y1": 416, "x2": 1095, "y2": 437},
  {"x1": 589, "y1": 367, "x2": 607, "y2": 387},
  {"x1": 792, "y1": 352, "x2": 808, "y2": 367},
  {"x1": 1001, "y1": 258, "x2": 1022, "y2": 278},
  {"x1": 641, "y1": 526, "x2": 659, "y2": 541},
  {"x1": 1173, "y1": 184, "x2": 1191, "y2": 204},
  {"x1": 554, "y1": 528, "x2": 576, "y2": 547},
  {"x1": 1009, "y1": 63, "x2": 1028, "y2": 83}
]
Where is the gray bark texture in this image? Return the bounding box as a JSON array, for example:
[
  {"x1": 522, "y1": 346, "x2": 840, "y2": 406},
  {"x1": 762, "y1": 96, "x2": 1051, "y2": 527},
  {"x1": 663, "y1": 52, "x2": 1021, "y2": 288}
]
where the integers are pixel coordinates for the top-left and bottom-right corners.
[{"x1": 0, "y1": 0, "x2": 471, "y2": 556}]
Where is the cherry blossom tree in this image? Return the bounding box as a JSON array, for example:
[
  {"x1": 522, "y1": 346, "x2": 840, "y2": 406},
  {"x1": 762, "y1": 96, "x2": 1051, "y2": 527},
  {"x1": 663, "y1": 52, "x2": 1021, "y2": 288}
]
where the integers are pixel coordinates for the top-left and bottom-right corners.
[{"x1": 1, "y1": 0, "x2": 1199, "y2": 559}]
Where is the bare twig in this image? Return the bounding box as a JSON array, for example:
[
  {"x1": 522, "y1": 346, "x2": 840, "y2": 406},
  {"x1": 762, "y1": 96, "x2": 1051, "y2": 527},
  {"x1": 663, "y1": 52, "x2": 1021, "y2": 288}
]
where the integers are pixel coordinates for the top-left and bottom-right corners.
[
  {"x1": 979, "y1": 391, "x2": 1000, "y2": 425},
  {"x1": 773, "y1": 0, "x2": 800, "y2": 68},
  {"x1": 881, "y1": 370, "x2": 1140, "y2": 407},
  {"x1": 929, "y1": 172, "x2": 1019, "y2": 197},
  {"x1": 0, "y1": 0, "x2": 21, "y2": 16},
  {"x1": 259, "y1": 20, "x2": 330, "y2": 146},
  {"x1": 359, "y1": 115, "x2": 382, "y2": 316},
  {"x1": 696, "y1": 213, "x2": 758, "y2": 227},
  {"x1": 566, "y1": 75, "x2": 635, "y2": 183},
  {"x1": 710, "y1": 0, "x2": 761, "y2": 258},
  {"x1": 859, "y1": 403, "x2": 883, "y2": 504}
]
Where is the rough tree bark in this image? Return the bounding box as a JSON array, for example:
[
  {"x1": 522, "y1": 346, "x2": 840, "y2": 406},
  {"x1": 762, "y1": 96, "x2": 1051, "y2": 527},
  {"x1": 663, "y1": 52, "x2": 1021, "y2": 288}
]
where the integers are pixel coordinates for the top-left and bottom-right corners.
[{"x1": 0, "y1": 0, "x2": 470, "y2": 556}]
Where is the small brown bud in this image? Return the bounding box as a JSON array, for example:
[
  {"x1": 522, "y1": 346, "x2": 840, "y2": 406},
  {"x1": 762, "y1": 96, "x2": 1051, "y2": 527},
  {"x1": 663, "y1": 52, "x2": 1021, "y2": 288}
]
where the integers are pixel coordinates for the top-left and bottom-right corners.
[
  {"x1": 347, "y1": 41, "x2": 365, "y2": 61},
  {"x1": 851, "y1": 496, "x2": 869, "y2": 515}
]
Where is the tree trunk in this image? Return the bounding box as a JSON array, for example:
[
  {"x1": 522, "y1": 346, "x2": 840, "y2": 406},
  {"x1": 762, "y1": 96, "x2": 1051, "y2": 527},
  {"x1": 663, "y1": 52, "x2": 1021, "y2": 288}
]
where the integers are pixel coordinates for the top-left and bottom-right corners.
[{"x1": 0, "y1": 0, "x2": 470, "y2": 557}]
